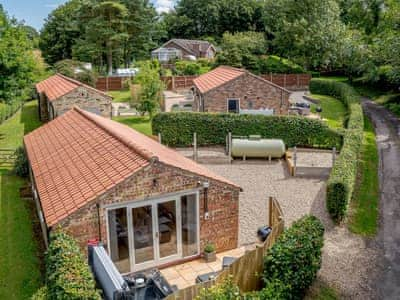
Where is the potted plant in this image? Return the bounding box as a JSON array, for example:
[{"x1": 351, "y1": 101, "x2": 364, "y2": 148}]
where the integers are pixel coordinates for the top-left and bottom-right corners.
[{"x1": 203, "y1": 242, "x2": 216, "y2": 262}]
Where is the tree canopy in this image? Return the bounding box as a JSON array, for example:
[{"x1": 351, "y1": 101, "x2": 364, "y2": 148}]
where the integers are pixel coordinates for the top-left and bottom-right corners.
[{"x1": 0, "y1": 5, "x2": 45, "y2": 104}]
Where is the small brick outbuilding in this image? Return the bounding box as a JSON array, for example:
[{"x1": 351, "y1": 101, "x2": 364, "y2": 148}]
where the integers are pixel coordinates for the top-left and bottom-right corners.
[
  {"x1": 24, "y1": 107, "x2": 241, "y2": 274},
  {"x1": 192, "y1": 66, "x2": 291, "y2": 114},
  {"x1": 36, "y1": 74, "x2": 112, "y2": 121}
]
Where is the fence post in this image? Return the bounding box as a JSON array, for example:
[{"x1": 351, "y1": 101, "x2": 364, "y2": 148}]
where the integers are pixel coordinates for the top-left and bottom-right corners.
[
  {"x1": 332, "y1": 147, "x2": 336, "y2": 167},
  {"x1": 158, "y1": 133, "x2": 162, "y2": 144},
  {"x1": 270, "y1": 72, "x2": 273, "y2": 82},
  {"x1": 293, "y1": 146, "x2": 297, "y2": 176},
  {"x1": 297, "y1": 74, "x2": 300, "y2": 89},
  {"x1": 193, "y1": 132, "x2": 197, "y2": 161},
  {"x1": 172, "y1": 76, "x2": 175, "y2": 91},
  {"x1": 284, "y1": 74, "x2": 287, "y2": 88},
  {"x1": 228, "y1": 132, "x2": 232, "y2": 164},
  {"x1": 268, "y1": 196, "x2": 272, "y2": 227}
]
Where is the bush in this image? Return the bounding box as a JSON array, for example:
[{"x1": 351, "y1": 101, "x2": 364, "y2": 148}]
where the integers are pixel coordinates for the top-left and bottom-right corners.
[
  {"x1": 14, "y1": 146, "x2": 29, "y2": 177},
  {"x1": 45, "y1": 231, "x2": 101, "y2": 300},
  {"x1": 310, "y1": 79, "x2": 363, "y2": 222},
  {"x1": 258, "y1": 55, "x2": 305, "y2": 74},
  {"x1": 197, "y1": 276, "x2": 241, "y2": 300},
  {"x1": 174, "y1": 60, "x2": 211, "y2": 75},
  {"x1": 152, "y1": 113, "x2": 342, "y2": 149},
  {"x1": 263, "y1": 215, "x2": 325, "y2": 300},
  {"x1": 31, "y1": 286, "x2": 48, "y2": 300}
]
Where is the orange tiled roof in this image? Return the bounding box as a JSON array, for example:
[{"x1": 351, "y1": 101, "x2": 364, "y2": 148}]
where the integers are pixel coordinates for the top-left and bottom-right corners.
[
  {"x1": 24, "y1": 107, "x2": 240, "y2": 226},
  {"x1": 193, "y1": 66, "x2": 245, "y2": 93},
  {"x1": 36, "y1": 73, "x2": 110, "y2": 101}
]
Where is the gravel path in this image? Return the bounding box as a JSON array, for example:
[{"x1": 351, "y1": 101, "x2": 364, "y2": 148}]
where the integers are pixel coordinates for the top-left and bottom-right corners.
[{"x1": 204, "y1": 160, "x2": 326, "y2": 245}]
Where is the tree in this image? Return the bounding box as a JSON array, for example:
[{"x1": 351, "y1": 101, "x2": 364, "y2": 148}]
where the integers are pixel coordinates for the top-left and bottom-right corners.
[
  {"x1": 134, "y1": 60, "x2": 164, "y2": 118},
  {"x1": 162, "y1": 0, "x2": 264, "y2": 40},
  {"x1": 264, "y1": 0, "x2": 346, "y2": 70},
  {"x1": 54, "y1": 59, "x2": 98, "y2": 86},
  {"x1": 75, "y1": 1, "x2": 128, "y2": 75},
  {"x1": 0, "y1": 5, "x2": 38, "y2": 104},
  {"x1": 39, "y1": 0, "x2": 82, "y2": 64},
  {"x1": 216, "y1": 31, "x2": 267, "y2": 68}
]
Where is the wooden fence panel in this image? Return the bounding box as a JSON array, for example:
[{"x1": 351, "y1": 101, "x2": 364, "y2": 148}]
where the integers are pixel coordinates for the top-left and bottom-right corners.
[
  {"x1": 0, "y1": 148, "x2": 16, "y2": 167},
  {"x1": 166, "y1": 197, "x2": 285, "y2": 300}
]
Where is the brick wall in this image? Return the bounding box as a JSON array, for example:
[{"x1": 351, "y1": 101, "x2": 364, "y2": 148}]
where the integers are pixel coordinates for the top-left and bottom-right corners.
[
  {"x1": 51, "y1": 86, "x2": 112, "y2": 119},
  {"x1": 58, "y1": 162, "x2": 239, "y2": 256},
  {"x1": 194, "y1": 73, "x2": 290, "y2": 114}
]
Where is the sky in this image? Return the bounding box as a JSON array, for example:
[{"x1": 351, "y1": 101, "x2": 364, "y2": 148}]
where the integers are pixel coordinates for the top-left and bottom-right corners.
[{"x1": 0, "y1": 0, "x2": 174, "y2": 31}]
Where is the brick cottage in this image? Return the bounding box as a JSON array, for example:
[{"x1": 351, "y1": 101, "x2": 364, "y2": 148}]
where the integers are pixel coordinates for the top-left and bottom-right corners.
[
  {"x1": 36, "y1": 73, "x2": 112, "y2": 122},
  {"x1": 192, "y1": 66, "x2": 291, "y2": 114},
  {"x1": 24, "y1": 107, "x2": 241, "y2": 274}
]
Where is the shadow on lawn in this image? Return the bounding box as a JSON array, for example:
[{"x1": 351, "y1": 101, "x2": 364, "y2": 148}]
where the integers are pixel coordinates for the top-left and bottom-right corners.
[
  {"x1": 21, "y1": 100, "x2": 42, "y2": 136},
  {"x1": 0, "y1": 168, "x2": 45, "y2": 298}
]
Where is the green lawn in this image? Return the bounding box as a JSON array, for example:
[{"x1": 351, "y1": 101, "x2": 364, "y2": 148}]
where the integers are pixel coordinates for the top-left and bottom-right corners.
[
  {"x1": 113, "y1": 116, "x2": 153, "y2": 136},
  {"x1": 349, "y1": 116, "x2": 379, "y2": 236},
  {"x1": 108, "y1": 89, "x2": 132, "y2": 103},
  {"x1": 310, "y1": 94, "x2": 347, "y2": 129},
  {"x1": 319, "y1": 75, "x2": 348, "y2": 82},
  {"x1": 0, "y1": 100, "x2": 43, "y2": 299}
]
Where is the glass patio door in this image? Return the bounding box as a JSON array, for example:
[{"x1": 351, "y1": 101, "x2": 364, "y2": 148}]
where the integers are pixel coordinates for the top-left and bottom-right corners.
[{"x1": 108, "y1": 193, "x2": 199, "y2": 273}]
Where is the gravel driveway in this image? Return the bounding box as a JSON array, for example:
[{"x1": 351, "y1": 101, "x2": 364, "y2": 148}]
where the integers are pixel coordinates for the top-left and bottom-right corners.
[{"x1": 204, "y1": 160, "x2": 327, "y2": 245}]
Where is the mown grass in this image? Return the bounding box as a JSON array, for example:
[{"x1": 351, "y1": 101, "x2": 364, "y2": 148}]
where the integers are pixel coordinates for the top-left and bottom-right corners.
[
  {"x1": 113, "y1": 116, "x2": 152, "y2": 136},
  {"x1": 0, "y1": 100, "x2": 43, "y2": 299},
  {"x1": 310, "y1": 94, "x2": 347, "y2": 129},
  {"x1": 108, "y1": 89, "x2": 132, "y2": 103},
  {"x1": 349, "y1": 115, "x2": 379, "y2": 236}
]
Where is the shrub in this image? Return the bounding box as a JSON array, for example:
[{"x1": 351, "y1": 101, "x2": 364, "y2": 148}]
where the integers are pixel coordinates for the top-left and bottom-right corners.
[
  {"x1": 310, "y1": 79, "x2": 363, "y2": 222},
  {"x1": 263, "y1": 215, "x2": 324, "y2": 300},
  {"x1": 197, "y1": 276, "x2": 241, "y2": 300},
  {"x1": 258, "y1": 55, "x2": 305, "y2": 74},
  {"x1": 31, "y1": 286, "x2": 48, "y2": 300},
  {"x1": 152, "y1": 113, "x2": 342, "y2": 149},
  {"x1": 14, "y1": 146, "x2": 29, "y2": 177},
  {"x1": 45, "y1": 230, "x2": 101, "y2": 300},
  {"x1": 174, "y1": 60, "x2": 211, "y2": 75}
]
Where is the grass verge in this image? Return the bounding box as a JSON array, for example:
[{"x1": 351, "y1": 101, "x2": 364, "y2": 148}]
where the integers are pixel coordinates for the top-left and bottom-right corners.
[
  {"x1": 0, "y1": 100, "x2": 43, "y2": 299},
  {"x1": 305, "y1": 280, "x2": 339, "y2": 300},
  {"x1": 310, "y1": 94, "x2": 347, "y2": 129},
  {"x1": 348, "y1": 115, "x2": 379, "y2": 236},
  {"x1": 108, "y1": 89, "x2": 132, "y2": 103},
  {"x1": 113, "y1": 116, "x2": 152, "y2": 136}
]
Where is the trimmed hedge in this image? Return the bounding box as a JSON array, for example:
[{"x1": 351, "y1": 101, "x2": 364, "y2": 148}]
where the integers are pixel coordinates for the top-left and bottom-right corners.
[
  {"x1": 44, "y1": 231, "x2": 101, "y2": 300},
  {"x1": 14, "y1": 146, "x2": 29, "y2": 177},
  {"x1": 310, "y1": 79, "x2": 363, "y2": 222},
  {"x1": 262, "y1": 215, "x2": 325, "y2": 300},
  {"x1": 152, "y1": 113, "x2": 342, "y2": 149}
]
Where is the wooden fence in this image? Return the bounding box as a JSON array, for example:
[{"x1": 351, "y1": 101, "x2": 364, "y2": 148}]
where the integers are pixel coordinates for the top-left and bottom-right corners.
[
  {"x1": 0, "y1": 148, "x2": 16, "y2": 167},
  {"x1": 166, "y1": 196, "x2": 285, "y2": 300},
  {"x1": 160, "y1": 74, "x2": 311, "y2": 91},
  {"x1": 95, "y1": 76, "x2": 132, "y2": 91}
]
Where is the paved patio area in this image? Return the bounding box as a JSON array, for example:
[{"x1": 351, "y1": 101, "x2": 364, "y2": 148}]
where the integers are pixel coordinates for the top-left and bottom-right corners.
[{"x1": 160, "y1": 247, "x2": 246, "y2": 289}]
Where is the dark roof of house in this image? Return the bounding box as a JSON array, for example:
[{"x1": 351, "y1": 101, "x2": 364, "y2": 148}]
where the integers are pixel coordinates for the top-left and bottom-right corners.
[
  {"x1": 36, "y1": 73, "x2": 111, "y2": 102},
  {"x1": 157, "y1": 39, "x2": 216, "y2": 57},
  {"x1": 193, "y1": 66, "x2": 291, "y2": 94},
  {"x1": 24, "y1": 107, "x2": 240, "y2": 226}
]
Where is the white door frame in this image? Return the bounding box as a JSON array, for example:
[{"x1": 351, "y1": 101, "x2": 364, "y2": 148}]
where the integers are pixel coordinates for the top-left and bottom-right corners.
[{"x1": 105, "y1": 190, "x2": 200, "y2": 273}]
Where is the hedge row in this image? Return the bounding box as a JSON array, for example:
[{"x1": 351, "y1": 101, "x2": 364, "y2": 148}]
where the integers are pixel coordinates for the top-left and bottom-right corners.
[
  {"x1": 262, "y1": 215, "x2": 325, "y2": 299},
  {"x1": 152, "y1": 113, "x2": 342, "y2": 149},
  {"x1": 0, "y1": 101, "x2": 22, "y2": 124},
  {"x1": 32, "y1": 231, "x2": 101, "y2": 300},
  {"x1": 310, "y1": 79, "x2": 364, "y2": 222}
]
